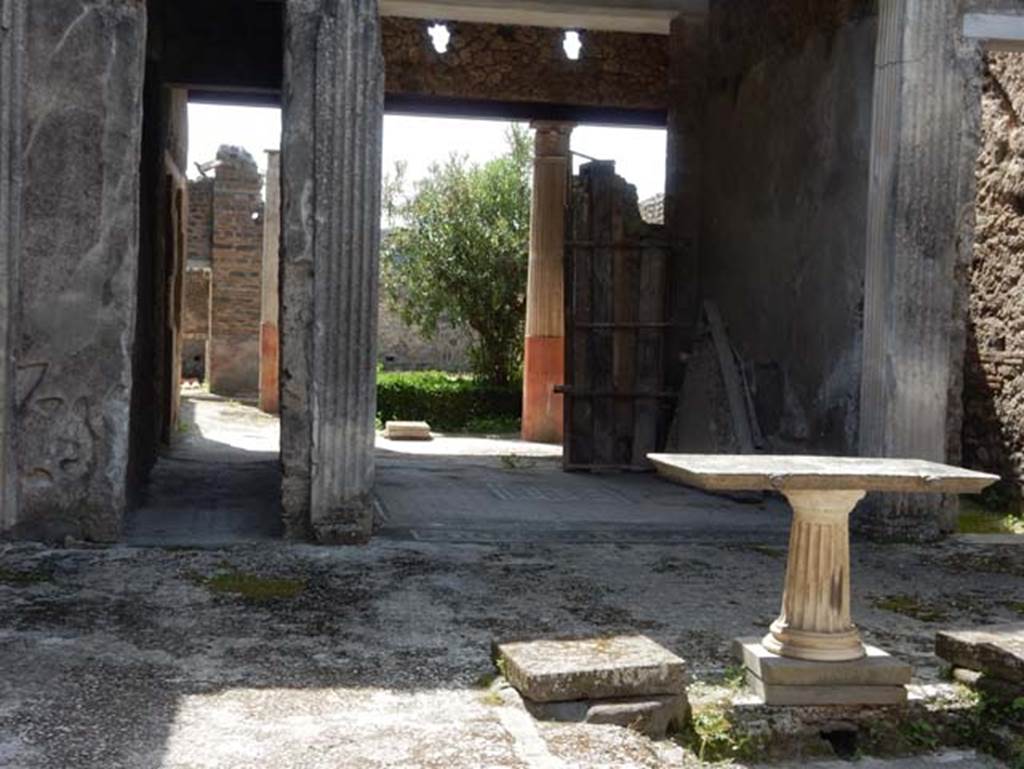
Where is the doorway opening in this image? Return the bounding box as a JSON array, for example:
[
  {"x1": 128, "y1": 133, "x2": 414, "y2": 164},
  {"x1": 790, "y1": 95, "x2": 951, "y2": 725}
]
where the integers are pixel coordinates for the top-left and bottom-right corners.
[{"x1": 125, "y1": 100, "x2": 283, "y2": 546}]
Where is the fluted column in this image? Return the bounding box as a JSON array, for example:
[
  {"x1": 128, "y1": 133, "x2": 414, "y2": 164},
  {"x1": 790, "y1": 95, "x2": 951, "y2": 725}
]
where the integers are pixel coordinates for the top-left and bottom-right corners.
[
  {"x1": 522, "y1": 121, "x2": 573, "y2": 444},
  {"x1": 858, "y1": 0, "x2": 976, "y2": 539},
  {"x1": 763, "y1": 490, "x2": 866, "y2": 662},
  {"x1": 281, "y1": 0, "x2": 384, "y2": 543}
]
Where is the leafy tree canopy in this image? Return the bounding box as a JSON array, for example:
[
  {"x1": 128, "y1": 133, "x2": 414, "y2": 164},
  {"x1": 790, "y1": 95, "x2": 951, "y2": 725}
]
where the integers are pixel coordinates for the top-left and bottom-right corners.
[{"x1": 381, "y1": 125, "x2": 532, "y2": 386}]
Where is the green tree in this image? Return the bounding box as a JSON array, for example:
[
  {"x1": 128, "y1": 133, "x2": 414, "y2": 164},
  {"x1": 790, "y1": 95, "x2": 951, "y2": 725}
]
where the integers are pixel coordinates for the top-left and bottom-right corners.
[{"x1": 381, "y1": 125, "x2": 532, "y2": 386}]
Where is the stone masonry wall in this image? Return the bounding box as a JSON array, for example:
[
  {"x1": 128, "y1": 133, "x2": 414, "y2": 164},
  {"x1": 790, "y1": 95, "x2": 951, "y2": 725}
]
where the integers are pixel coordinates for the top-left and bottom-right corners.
[
  {"x1": 698, "y1": 0, "x2": 876, "y2": 456},
  {"x1": 382, "y1": 17, "x2": 668, "y2": 111},
  {"x1": 208, "y1": 146, "x2": 263, "y2": 397},
  {"x1": 963, "y1": 51, "x2": 1024, "y2": 502},
  {"x1": 377, "y1": 301, "x2": 473, "y2": 372},
  {"x1": 12, "y1": 0, "x2": 146, "y2": 541}
]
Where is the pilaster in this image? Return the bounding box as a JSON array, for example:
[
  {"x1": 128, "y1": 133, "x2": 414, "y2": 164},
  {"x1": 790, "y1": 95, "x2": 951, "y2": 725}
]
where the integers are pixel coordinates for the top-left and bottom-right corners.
[
  {"x1": 282, "y1": 0, "x2": 384, "y2": 543},
  {"x1": 0, "y1": 0, "x2": 24, "y2": 534},
  {"x1": 858, "y1": 0, "x2": 976, "y2": 539}
]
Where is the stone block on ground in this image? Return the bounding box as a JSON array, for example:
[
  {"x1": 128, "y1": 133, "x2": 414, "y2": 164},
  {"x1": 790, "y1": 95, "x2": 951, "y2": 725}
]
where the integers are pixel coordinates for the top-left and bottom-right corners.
[
  {"x1": 735, "y1": 638, "x2": 912, "y2": 686},
  {"x1": 525, "y1": 693, "x2": 689, "y2": 739},
  {"x1": 736, "y1": 638, "x2": 909, "y2": 706},
  {"x1": 494, "y1": 635, "x2": 687, "y2": 703},
  {"x1": 745, "y1": 672, "x2": 908, "y2": 706},
  {"x1": 384, "y1": 421, "x2": 433, "y2": 441},
  {"x1": 936, "y1": 623, "x2": 1024, "y2": 684}
]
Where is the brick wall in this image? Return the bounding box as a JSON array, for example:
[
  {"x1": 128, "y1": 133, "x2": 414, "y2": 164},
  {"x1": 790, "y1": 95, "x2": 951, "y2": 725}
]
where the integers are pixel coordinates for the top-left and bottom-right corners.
[
  {"x1": 184, "y1": 268, "x2": 210, "y2": 338},
  {"x1": 182, "y1": 268, "x2": 211, "y2": 380},
  {"x1": 208, "y1": 146, "x2": 263, "y2": 396},
  {"x1": 963, "y1": 51, "x2": 1024, "y2": 502},
  {"x1": 186, "y1": 177, "x2": 213, "y2": 266}
]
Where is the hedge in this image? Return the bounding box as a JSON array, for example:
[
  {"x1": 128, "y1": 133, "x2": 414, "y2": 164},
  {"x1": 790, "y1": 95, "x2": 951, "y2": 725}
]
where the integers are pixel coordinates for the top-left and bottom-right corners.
[{"x1": 376, "y1": 371, "x2": 521, "y2": 433}]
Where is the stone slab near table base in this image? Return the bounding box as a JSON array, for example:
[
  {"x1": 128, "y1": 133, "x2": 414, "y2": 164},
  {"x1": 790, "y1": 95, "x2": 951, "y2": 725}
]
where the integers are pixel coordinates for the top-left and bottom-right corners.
[
  {"x1": 936, "y1": 623, "x2": 1024, "y2": 685},
  {"x1": 736, "y1": 638, "x2": 909, "y2": 706},
  {"x1": 383, "y1": 421, "x2": 433, "y2": 441},
  {"x1": 494, "y1": 635, "x2": 687, "y2": 703},
  {"x1": 524, "y1": 693, "x2": 690, "y2": 739},
  {"x1": 952, "y1": 667, "x2": 1024, "y2": 701}
]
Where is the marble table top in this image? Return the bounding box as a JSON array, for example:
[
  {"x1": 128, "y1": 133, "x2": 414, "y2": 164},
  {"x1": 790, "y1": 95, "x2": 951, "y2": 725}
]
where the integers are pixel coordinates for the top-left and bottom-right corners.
[{"x1": 647, "y1": 454, "x2": 999, "y2": 495}]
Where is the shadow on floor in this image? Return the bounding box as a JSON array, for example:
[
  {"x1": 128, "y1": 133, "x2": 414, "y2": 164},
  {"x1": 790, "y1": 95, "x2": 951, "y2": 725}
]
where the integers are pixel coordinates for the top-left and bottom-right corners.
[{"x1": 124, "y1": 392, "x2": 283, "y2": 546}]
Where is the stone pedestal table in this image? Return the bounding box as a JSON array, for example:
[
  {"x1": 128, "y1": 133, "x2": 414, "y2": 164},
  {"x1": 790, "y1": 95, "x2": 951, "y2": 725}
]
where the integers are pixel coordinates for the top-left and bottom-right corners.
[{"x1": 648, "y1": 455, "x2": 998, "y2": 663}]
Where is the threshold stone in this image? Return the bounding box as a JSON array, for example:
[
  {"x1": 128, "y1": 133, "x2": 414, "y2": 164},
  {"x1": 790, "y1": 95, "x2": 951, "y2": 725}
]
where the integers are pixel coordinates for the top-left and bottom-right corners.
[{"x1": 494, "y1": 635, "x2": 687, "y2": 703}]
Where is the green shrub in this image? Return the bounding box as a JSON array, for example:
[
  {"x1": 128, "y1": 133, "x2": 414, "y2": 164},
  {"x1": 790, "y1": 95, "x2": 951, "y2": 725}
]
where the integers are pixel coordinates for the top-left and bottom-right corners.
[{"x1": 376, "y1": 371, "x2": 521, "y2": 433}]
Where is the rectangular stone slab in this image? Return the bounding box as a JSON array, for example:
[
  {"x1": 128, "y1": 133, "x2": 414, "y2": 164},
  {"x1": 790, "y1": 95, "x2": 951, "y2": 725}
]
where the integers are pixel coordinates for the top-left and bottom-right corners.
[
  {"x1": 735, "y1": 638, "x2": 912, "y2": 686},
  {"x1": 648, "y1": 454, "x2": 998, "y2": 494},
  {"x1": 936, "y1": 624, "x2": 1024, "y2": 684},
  {"x1": 746, "y1": 672, "x2": 907, "y2": 706},
  {"x1": 494, "y1": 635, "x2": 687, "y2": 703},
  {"x1": 384, "y1": 421, "x2": 433, "y2": 441}
]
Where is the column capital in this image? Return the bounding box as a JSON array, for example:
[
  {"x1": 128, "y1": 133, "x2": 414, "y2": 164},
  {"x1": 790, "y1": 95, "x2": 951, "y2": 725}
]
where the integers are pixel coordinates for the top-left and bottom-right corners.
[{"x1": 531, "y1": 121, "x2": 575, "y2": 157}]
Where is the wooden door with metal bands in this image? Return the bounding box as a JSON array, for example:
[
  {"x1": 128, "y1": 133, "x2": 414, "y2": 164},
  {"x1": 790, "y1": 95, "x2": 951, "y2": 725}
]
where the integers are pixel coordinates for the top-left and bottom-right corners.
[{"x1": 561, "y1": 161, "x2": 671, "y2": 471}]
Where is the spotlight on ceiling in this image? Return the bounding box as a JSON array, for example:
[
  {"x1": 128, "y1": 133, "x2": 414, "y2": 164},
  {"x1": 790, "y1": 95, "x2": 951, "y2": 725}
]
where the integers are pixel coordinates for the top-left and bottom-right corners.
[
  {"x1": 428, "y1": 23, "x2": 451, "y2": 54},
  {"x1": 563, "y1": 30, "x2": 583, "y2": 61}
]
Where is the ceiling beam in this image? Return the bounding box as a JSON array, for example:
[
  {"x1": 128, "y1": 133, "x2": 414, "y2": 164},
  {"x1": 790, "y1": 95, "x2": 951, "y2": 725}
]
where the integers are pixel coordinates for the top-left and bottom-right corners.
[
  {"x1": 378, "y1": 0, "x2": 706, "y2": 35},
  {"x1": 963, "y1": 13, "x2": 1024, "y2": 53}
]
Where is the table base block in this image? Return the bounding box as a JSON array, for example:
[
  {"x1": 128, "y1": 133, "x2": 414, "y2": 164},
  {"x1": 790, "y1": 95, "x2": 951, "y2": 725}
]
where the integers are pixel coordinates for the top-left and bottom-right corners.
[{"x1": 736, "y1": 637, "x2": 909, "y2": 706}]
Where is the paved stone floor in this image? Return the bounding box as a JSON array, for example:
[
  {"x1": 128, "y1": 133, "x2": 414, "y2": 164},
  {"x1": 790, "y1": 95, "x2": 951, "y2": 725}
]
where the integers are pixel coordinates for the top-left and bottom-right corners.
[
  {"x1": 1, "y1": 530, "x2": 1021, "y2": 767},
  {"x1": 126, "y1": 394, "x2": 791, "y2": 547},
  {"x1": 7, "y1": 394, "x2": 1016, "y2": 767}
]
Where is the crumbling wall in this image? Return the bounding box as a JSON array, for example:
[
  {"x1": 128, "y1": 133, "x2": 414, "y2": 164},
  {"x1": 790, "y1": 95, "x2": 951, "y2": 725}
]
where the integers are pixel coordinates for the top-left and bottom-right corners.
[
  {"x1": 382, "y1": 17, "x2": 668, "y2": 112},
  {"x1": 13, "y1": 0, "x2": 146, "y2": 540},
  {"x1": 696, "y1": 0, "x2": 875, "y2": 456},
  {"x1": 208, "y1": 146, "x2": 263, "y2": 397},
  {"x1": 963, "y1": 51, "x2": 1024, "y2": 503}
]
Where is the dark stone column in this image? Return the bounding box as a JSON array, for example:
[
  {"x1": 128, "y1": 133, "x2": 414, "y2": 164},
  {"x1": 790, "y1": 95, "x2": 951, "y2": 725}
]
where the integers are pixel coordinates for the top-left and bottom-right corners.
[
  {"x1": 0, "y1": 0, "x2": 25, "y2": 534},
  {"x1": 858, "y1": 0, "x2": 978, "y2": 540},
  {"x1": 664, "y1": 15, "x2": 706, "y2": 390},
  {"x1": 12, "y1": 0, "x2": 146, "y2": 541},
  {"x1": 282, "y1": 0, "x2": 384, "y2": 543}
]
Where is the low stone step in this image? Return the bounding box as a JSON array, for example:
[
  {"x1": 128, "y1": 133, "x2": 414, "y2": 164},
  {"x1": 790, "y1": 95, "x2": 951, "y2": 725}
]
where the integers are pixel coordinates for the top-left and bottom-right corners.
[
  {"x1": 936, "y1": 623, "x2": 1024, "y2": 684},
  {"x1": 524, "y1": 693, "x2": 690, "y2": 739},
  {"x1": 383, "y1": 421, "x2": 432, "y2": 440},
  {"x1": 494, "y1": 635, "x2": 687, "y2": 703}
]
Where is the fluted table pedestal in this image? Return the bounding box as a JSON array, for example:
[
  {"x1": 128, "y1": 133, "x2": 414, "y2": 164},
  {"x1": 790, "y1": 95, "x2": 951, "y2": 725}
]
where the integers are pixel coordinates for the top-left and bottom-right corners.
[
  {"x1": 762, "y1": 489, "x2": 866, "y2": 662},
  {"x1": 649, "y1": 454, "x2": 999, "y2": 705}
]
